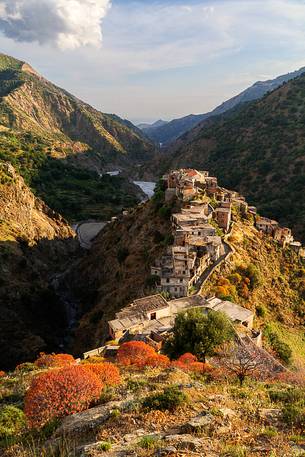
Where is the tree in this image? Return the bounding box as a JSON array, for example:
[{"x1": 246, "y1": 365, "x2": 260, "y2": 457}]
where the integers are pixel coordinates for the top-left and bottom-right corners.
[
  {"x1": 164, "y1": 309, "x2": 234, "y2": 362},
  {"x1": 25, "y1": 366, "x2": 103, "y2": 428},
  {"x1": 215, "y1": 341, "x2": 263, "y2": 386}
]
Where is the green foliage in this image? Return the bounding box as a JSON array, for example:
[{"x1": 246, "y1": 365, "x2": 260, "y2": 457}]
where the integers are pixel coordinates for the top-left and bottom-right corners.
[
  {"x1": 164, "y1": 309, "x2": 234, "y2": 361},
  {"x1": 138, "y1": 435, "x2": 158, "y2": 450},
  {"x1": 142, "y1": 385, "x2": 187, "y2": 411},
  {"x1": 0, "y1": 405, "x2": 26, "y2": 440},
  {"x1": 145, "y1": 274, "x2": 161, "y2": 288},
  {"x1": 282, "y1": 404, "x2": 305, "y2": 429},
  {"x1": 98, "y1": 441, "x2": 112, "y2": 451},
  {"x1": 269, "y1": 387, "x2": 305, "y2": 405},
  {"x1": 256, "y1": 305, "x2": 267, "y2": 318},
  {"x1": 221, "y1": 445, "x2": 247, "y2": 457},
  {"x1": 264, "y1": 325, "x2": 292, "y2": 365}
]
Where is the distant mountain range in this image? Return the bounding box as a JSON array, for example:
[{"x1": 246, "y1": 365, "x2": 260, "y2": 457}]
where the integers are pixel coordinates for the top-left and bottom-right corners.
[
  {"x1": 143, "y1": 66, "x2": 305, "y2": 145},
  {"x1": 138, "y1": 119, "x2": 168, "y2": 131},
  {"x1": 165, "y1": 69, "x2": 305, "y2": 242}
]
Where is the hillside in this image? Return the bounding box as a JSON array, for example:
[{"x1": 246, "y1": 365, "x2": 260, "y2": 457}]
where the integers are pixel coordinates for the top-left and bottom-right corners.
[
  {"x1": 145, "y1": 66, "x2": 305, "y2": 145},
  {"x1": 65, "y1": 190, "x2": 304, "y2": 366},
  {"x1": 0, "y1": 53, "x2": 153, "y2": 221},
  {"x1": 0, "y1": 162, "x2": 78, "y2": 369},
  {"x1": 165, "y1": 73, "x2": 305, "y2": 242}
]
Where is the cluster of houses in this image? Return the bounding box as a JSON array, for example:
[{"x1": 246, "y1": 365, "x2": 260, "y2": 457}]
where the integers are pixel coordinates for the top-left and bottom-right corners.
[
  {"x1": 108, "y1": 293, "x2": 255, "y2": 343},
  {"x1": 256, "y1": 216, "x2": 305, "y2": 257},
  {"x1": 150, "y1": 169, "x2": 241, "y2": 298}
]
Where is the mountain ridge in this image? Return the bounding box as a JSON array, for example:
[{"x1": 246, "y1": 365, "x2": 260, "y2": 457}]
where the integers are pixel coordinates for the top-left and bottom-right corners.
[{"x1": 144, "y1": 65, "x2": 305, "y2": 145}]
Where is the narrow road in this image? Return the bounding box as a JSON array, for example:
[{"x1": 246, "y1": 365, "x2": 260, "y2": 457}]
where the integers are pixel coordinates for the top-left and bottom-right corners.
[{"x1": 195, "y1": 241, "x2": 232, "y2": 292}]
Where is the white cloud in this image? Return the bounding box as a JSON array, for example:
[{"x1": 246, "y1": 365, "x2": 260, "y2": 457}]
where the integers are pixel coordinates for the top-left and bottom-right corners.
[{"x1": 0, "y1": 0, "x2": 111, "y2": 49}]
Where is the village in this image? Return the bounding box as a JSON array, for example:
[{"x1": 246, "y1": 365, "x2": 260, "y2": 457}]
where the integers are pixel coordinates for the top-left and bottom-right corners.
[{"x1": 86, "y1": 168, "x2": 305, "y2": 360}]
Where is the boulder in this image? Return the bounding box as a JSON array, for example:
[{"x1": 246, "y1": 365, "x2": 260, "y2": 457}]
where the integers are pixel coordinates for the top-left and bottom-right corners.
[
  {"x1": 183, "y1": 412, "x2": 214, "y2": 433},
  {"x1": 164, "y1": 434, "x2": 204, "y2": 451},
  {"x1": 155, "y1": 446, "x2": 177, "y2": 456}
]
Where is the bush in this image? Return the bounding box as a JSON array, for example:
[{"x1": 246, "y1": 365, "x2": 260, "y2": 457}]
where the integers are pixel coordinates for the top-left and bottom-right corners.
[
  {"x1": 144, "y1": 354, "x2": 170, "y2": 368},
  {"x1": 25, "y1": 365, "x2": 103, "y2": 428},
  {"x1": 117, "y1": 341, "x2": 156, "y2": 367},
  {"x1": 264, "y1": 328, "x2": 292, "y2": 365},
  {"x1": 269, "y1": 387, "x2": 305, "y2": 405},
  {"x1": 142, "y1": 385, "x2": 187, "y2": 411},
  {"x1": 282, "y1": 404, "x2": 305, "y2": 428},
  {"x1": 84, "y1": 362, "x2": 121, "y2": 386},
  {"x1": 171, "y1": 353, "x2": 212, "y2": 374},
  {"x1": 98, "y1": 441, "x2": 112, "y2": 451},
  {"x1": 0, "y1": 405, "x2": 26, "y2": 439},
  {"x1": 138, "y1": 435, "x2": 158, "y2": 449},
  {"x1": 34, "y1": 353, "x2": 75, "y2": 368},
  {"x1": 0, "y1": 371, "x2": 5, "y2": 378},
  {"x1": 15, "y1": 362, "x2": 38, "y2": 373},
  {"x1": 256, "y1": 305, "x2": 267, "y2": 318}
]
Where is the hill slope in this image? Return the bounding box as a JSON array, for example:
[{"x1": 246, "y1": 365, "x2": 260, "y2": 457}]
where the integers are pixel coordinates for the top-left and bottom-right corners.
[
  {"x1": 0, "y1": 162, "x2": 78, "y2": 369},
  {"x1": 0, "y1": 54, "x2": 151, "y2": 220},
  {"x1": 146, "y1": 66, "x2": 305, "y2": 145},
  {"x1": 166, "y1": 73, "x2": 305, "y2": 242},
  {"x1": 65, "y1": 195, "x2": 304, "y2": 363}
]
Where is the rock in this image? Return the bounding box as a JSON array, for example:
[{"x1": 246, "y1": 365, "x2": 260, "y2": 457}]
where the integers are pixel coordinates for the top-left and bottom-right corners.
[
  {"x1": 183, "y1": 412, "x2": 214, "y2": 433},
  {"x1": 258, "y1": 408, "x2": 281, "y2": 424},
  {"x1": 53, "y1": 401, "x2": 124, "y2": 438},
  {"x1": 219, "y1": 407, "x2": 236, "y2": 418},
  {"x1": 122, "y1": 429, "x2": 149, "y2": 443},
  {"x1": 155, "y1": 446, "x2": 177, "y2": 456},
  {"x1": 164, "y1": 434, "x2": 204, "y2": 451}
]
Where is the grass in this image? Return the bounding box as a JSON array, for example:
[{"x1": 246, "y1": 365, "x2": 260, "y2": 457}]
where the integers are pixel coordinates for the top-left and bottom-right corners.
[
  {"x1": 265, "y1": 322, "x2": 305, "y2": 366},
  {"x1": 138, "y1": 435, "x2": 159, "y2": 450}
]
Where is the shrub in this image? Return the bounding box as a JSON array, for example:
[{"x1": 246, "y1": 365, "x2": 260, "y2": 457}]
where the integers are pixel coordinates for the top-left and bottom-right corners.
[
  {"x1": 138, "y1": 435, "x2": 158, "y2": 449},
  {"x1": 98, "y1": 441, "x2": 112, "y2": 451},
  {"x1": 144, "y1": 354, "x2": 170, "y2": 368},
  {"x1": 117, "y1": 341, "x2": 156, "y2": 367},
  {"x1": 142, "y1": 386, "x2": 187, "y2": 411},
  {"x1": 0, "y1": 405, "x2": 26, "y2": 439},
  {"x1": 0, "y1": 370, "x2": 5, "y2": 378},
  {"x1": 34, "y1": 353, "x2": 75, "y2": 368},
  {"x1": 84, "y1": 362, "x2": 121, "y2": 386},
  {"x1": 15, "y1": 362, "x2": 38, "y2": 373},
  {"x1": 178, "y1": 353, "x2": 197, "y2": 365},
  {"x1": 282, "y1": 404, "x2": 305, "y2": 429},
  {"x1": 171, "y1": 353, "x2": 212, "y2": 374},
  {"x1": 221, "y1": 445, "x2": 247, "y2": 457},
  {"x1": 264, "y1": 328, "x2": 292, "y2": 365},
  {"x1": 25, "y1": 365, "x2": 103, "y2": 428},
  {"x1": 256, "y1": 305, "x2": 267, "y2": 318}
]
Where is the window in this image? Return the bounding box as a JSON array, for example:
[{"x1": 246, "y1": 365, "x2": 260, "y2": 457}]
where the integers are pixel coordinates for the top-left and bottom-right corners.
[
  {"x1": 150, "y1": 312, "x2": 157, "y2": 320},
  {"x1": 166, "y1": 278, "x2": 170, "y2": 283}
]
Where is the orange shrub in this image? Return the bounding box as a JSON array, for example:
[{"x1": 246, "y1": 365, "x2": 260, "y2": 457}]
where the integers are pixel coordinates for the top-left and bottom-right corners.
[
  {"x1": 0, "y1": 370, "x2": 5, "y2": 378},
  {"x1": 25, "y1": 365, "x2": 103, "y2": 428},
  {"x1": 171, "y1": 353, "x2": 212, "y2": 374},
  {"x1": 35, "y1": 353, "x2": 75, "y2": 368},
  {"x1": 178, "y1": 353, "x2": 198, "y2": 365},
  {"x1": 117, "y1": 341, "x2": 156, "y2": 367},
  {"x1": 144, "y1": 354, "x2": 170, "y2": 368},
  {"x1": 84, "y1": 362, "x2": 121, "y2": 386}
]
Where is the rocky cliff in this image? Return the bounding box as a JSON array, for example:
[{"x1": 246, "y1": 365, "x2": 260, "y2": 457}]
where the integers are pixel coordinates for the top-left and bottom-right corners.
[{"x1": 0, "y1": 162, "x2": 78, "y2": 369}]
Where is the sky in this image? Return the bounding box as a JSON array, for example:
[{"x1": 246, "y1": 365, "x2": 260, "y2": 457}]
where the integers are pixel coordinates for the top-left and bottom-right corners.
[{"x1": 1, "y1": 0, "x2": 305, "y2": 124}]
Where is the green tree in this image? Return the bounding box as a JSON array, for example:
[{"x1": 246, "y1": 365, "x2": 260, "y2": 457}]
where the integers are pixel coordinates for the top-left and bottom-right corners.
[{"x1": 164, "y1": 309, "x2": 234, "y2": 362}]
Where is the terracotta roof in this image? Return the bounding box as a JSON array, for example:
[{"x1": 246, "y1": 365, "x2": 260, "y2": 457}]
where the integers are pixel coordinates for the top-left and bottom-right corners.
[{"x1": 115, "y1": 294, "x2": 169, "y2": 320}]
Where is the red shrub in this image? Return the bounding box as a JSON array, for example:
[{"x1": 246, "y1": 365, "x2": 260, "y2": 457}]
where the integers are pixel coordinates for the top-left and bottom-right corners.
[
  {"x1": 144, "y1": 354, "x2": 170, "y2": 368},
  {"x1": 25, "y1": 365, "x2": 103, "y2": 428},
  {"x1": 0, "y1": 370, "x2": 5, "y2": 378},
  {"x1": 171, "y1": 354, "x2": 212, "y2": 374},
  {"x1": 84, "y1": 362, "x2": 121, "y2": 386},
  {"x1": 178, "y1": 353, "x2": 198, "y2": 365},
  {"x1": 117, "y1": 341, "x2": 156, "y2": 367},
  {"x1": 35, "y1": 353, "x2": 75, "y2": 368}
]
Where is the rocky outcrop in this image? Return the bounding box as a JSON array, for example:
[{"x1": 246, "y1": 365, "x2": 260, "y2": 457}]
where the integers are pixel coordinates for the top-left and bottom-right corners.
[{"x1": 0, "y1": 163, "x2": 77, "y2": 369}]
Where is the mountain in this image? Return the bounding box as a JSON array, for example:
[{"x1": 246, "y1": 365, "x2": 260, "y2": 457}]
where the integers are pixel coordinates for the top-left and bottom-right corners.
[
  {"x1": 166, "y1": 72, "x2": 305, "y2": 242},
  {"x1": 138, "y1": 119, "x2": 168, "y2": 131},
  {"x1": 0, "y1": 162, "x2": 77, "y2": 369},
  {"x1": 145, "y1": 66, "x2": 305, "y2": 145},
  {"x1": 0, "y1": 53, "x2": 153, "y2": 221},
  {"x1": 65, "y1": 192, "x2": 304, "y2": 361}
]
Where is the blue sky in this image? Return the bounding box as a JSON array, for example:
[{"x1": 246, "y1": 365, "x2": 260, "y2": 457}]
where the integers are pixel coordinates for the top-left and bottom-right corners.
[{"x1": 1, "y1": 0, "x2": 305, "y2": 123}]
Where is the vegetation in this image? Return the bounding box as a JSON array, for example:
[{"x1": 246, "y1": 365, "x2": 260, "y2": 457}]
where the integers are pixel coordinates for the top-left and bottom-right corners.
[
  {"x1": 168, "y1": 72, "x2": 305, "y2": 242},
  {"x1": 24, "y1": 366, "x2": 103, "y2": 428},
  {"x1": 264, "y1": 325, "x2": 293, "y2": 365},
  {"x1": 0, "y1": 405, "x2": 26, "y2": 440},
  {"x1": 164, "y1": 309, "x2": 234, "y2": 361},
  {"x1": 142, "y1": 386, "x2": 187, "y2": 411}
]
